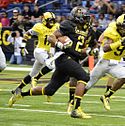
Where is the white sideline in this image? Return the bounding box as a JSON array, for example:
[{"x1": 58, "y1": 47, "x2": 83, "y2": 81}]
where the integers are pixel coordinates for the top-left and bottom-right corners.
[
  {"x1": 5, "y1": 104, "x2": 31, "y2": 107},
  {"x1": 5, "y1": 67, "x2": 32, "y2": 71},
  {"x1": 1, "y1": 107, "x2": 125, "y2": 119}
]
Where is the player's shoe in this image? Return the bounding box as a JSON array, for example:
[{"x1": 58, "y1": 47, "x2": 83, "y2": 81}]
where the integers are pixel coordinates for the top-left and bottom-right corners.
[
  {"x1": 8, "y1": 88, "x2": 22, "y2": 107},
  {"x1": 100, "y1": 95, "x2": 110, "y2": 111},
  {"x1": 31, "y1": 77, "x2": 37, "y2": 88},
  {"x1": 46, "y1": 96, "x2": 52, "y2": 102},
  {"x1": 67, "y1": 101, "x2": 74, "y2": 115},
  {"x1": 70, "y1": 107, "x2": 91, "y2": 119}
]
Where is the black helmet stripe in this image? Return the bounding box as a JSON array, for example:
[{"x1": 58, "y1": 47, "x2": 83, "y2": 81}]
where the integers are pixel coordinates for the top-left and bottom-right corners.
[
  {"x1": 50, "y1": 12, "x2": 54, "y2": 19},
  {"x1": 124, "y1": 15, "x2": 125, "y2": 24}
]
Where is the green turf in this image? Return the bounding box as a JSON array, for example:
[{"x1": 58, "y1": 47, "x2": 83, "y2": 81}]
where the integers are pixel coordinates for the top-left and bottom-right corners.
[{"x1": 0, "y1": 65, "x2": 125, "y2": 126}]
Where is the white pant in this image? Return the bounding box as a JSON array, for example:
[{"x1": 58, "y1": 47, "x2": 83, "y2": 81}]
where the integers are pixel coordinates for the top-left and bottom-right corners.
[
  {"x1": 29, "y1": 48, "x2": 50, "y2": 77},
  {"x1": 0, "y1": 46, "x2": 6, "y2": 71},
  {"x1": 86, "y1": 58, "x2": 125, "y2": 90}
]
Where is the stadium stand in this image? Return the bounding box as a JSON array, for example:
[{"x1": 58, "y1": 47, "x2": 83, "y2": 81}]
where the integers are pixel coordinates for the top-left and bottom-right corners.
[{"x1": 0, "y1": 0, "x2": 125, "y2": 63}]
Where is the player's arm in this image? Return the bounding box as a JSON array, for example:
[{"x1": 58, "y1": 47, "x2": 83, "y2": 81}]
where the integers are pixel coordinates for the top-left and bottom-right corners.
[
  {"x1": 23, "y1": 29, "x2": 37, "y2": 42},
  {"x1": 103, "y1": 36, "x2": 125, "y2": 52},
  {"x1": 103, "y1": 37, "x2": 114, "y2": 52}
]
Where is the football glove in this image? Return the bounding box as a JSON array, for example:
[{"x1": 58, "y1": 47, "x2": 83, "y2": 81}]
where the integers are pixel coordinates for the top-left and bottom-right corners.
[
  {"x1": 55, "y1": 40, "x2": 72, "y2": 50},
  {"x1": 121, "y1": 37, "x2": 125, "y2": 46}
]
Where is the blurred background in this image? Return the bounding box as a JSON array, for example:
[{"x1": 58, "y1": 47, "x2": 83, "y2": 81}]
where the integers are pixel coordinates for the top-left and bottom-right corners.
[{"x1": 0, "y1": 0, "x2": 125, "y2": 65}]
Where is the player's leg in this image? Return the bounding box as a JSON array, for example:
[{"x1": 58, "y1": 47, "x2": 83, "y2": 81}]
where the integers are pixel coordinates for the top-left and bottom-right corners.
[
  {"x1": 85, "y1": 58, "x2": 107, "y2": 92},
  {"x1": 8, "y1": 60, "x2": 43, "y2": 107},
  {"x1": 68, "y1": 78, "x2": 77, "y2": 102},
  {"x1": 31, "y1": 66, "x2": 52, "y2": 87},
  {"x1": 31, "y1": 48, "x2": 53, "y2": 87},
  {"x1": 105, "y1": 76, "x2": 114, "y2": 93},
  {"x1": 0, "y1": 46, "x2": 6, "y2": 72},
  {"x1": 9, "y1": 68, "x2": 69, "y2": 107},
  {"x1": 101, "y1": 64, "x2": 125, "y2": 110},
  {"x1": 59, "y1": 58, "x2": 91, "y2": 118},
  {"x1": 67, "y1": 77, "x2": 77, "y2": 114},
  {"x1": 70, "y1": 68, "x2": 91, "y2": 119},
  {"x1": 13, "y1": 60, "x2": 42, "y2": 92}
]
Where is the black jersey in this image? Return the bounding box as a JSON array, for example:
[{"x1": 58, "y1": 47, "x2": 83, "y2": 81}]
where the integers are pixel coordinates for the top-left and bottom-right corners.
[{"x1": 56, "y1": 19, "x2": 97, "y2": 62}]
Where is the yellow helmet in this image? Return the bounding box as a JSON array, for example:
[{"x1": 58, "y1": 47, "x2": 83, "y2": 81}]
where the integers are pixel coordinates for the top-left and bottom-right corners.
[
  {"x1": 42, "y1": 12, "x2": 56, "y2": 28},
  {"x1": 116, "y1": 14, "x2": 125, "y2": 36}
]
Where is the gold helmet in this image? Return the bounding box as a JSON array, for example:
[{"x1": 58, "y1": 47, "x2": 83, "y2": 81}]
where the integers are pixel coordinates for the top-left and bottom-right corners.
[
  {"x1": 42, "y1": 12, "x2": 56, "y2": 28},
  {"x1": 116, "y1": 14, "x2": 125, "y2": 36}
]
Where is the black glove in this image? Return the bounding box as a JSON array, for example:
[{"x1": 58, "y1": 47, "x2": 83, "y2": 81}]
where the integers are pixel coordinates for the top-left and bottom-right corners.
[
  {"x1": 11, "y1": 32, "x2": 16, "y2": 37},
  {"x1": 121, "y1": 37, "x2": 125, "y2": 46}
]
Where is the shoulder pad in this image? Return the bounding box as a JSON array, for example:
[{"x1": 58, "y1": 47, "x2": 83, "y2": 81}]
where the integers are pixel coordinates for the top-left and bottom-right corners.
[
  {"x1": 60, "y1": 20, "x2": 76, "y2": 35},
  {"x1": 104, "y1": 22, "x2": 120, "y2": 39}
]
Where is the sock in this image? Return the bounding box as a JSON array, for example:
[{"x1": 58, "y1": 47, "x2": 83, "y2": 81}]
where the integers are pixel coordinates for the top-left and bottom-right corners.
[
  {"x1": 34, "y1": 66, "x2": 52, "y2": 80},
  {"x1": 18, "y1": 75, "x2": 31, "y2": 89},
  {"x1": 105, "y1": 85, "x2": 112, "y2": 93},
  {"x1": 69, "y1": 87, "x2": 75, "y2": 103},
  {"x1": 105, "y1": 89, "x2": 115, "y2": 98},
  {"x1": 74, "y1": 96, "x2": 82, "y2": 109}
]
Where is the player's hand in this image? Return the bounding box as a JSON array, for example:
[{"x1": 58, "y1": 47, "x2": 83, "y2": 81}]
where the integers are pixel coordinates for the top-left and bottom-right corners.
[
  {"x1": 86, "y1": 47, "x2": 91, "y2": 55},
  {"x1": 93, "y1": 48, "x2": 99, "y2": 56},
  {"x1": 56, "y1": 40, "x2": 72, "y2": 49},
  {"x1": 121, "y1": 37, "x2": 125, "y2": 46},
  {"x1": 55, "y1": 41, "x2": 64, "y2": 49}
]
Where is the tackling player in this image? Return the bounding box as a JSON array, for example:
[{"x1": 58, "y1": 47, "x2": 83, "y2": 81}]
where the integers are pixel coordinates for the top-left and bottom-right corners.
[
  {"x1": 0, "y1": 22, "x2": 6, "y2": 72},
  {"x1": 83, "y1": 14, "x2": 125, "y2": 111},
  {"x1": 8, "y1": 12, "x2": 59, "y2": 106}
]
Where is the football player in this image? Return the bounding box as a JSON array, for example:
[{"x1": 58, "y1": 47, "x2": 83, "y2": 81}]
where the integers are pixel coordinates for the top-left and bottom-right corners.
[
  {"x1": 0, "y1": 22, "x2": 6, "y2": 72},
  {"x1": 84, "y1": 14, "x2": 125, "y2": 111},
  {"x1": 8, "y1": 6, "x2": 98, "y2": 119},
  {"x1": 8, "y1": 12, "x2": 59, "y2": 106}
]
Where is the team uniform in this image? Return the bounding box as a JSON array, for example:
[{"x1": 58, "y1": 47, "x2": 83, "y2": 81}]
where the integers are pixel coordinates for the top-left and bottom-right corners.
[
  {"x1": 86, "y1": 21, "x2": 125, "y2": 90},
  {"x1": 44, "y1": 19, "x2": 97, "y2": 97},
  {"x1": 28, "y1": 22, "x2": 59, "y2": 77},
  {"x1": 0, "y1": 22, "x2": 6, "y2": 72}
]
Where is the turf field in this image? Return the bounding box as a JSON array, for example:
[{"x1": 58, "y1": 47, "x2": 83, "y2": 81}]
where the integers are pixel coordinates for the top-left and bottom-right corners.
[{"x1": 0, "y1": 64, "x2": 125, "y2": 126}]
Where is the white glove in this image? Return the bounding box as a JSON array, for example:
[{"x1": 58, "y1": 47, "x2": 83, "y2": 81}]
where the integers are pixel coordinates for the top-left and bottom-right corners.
[
  {"x1": 55, "y1": 41, "x2": 64, "y2": 49},
  {"x1": 55, "y1": 40, "x2": 72, "y2": 50},
  {"x1": 93, "y1": 48, "x2": 99, "y2": 54},
  {"x1": 86, "y1": 47, "x2": 91, "y2": 55}
]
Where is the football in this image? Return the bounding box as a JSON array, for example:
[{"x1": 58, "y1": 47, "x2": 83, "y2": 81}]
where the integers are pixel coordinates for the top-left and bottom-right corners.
[{"x1": 58, "y1": 36, "x2": 71, "y2": 44}]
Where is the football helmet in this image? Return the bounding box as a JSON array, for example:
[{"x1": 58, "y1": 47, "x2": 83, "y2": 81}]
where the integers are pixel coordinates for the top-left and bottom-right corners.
[
  {"x1": 70, "y1": 6, "x2": 91, "y2": 28},
  {"x1": 116, "y1": 14, "x2": 125, "y2": 36},
  {"x1": 42, "y1": 12, "x2": 56, "y2": 28}
]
